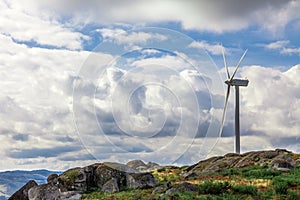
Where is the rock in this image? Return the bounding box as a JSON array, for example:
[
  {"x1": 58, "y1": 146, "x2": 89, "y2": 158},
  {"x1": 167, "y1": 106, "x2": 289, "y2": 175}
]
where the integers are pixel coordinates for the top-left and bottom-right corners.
[
  {"x1": 126, "y1": 160, "x2": 147, "y2": 171},
  {"x1": 60, "y1": 191, "x2": 82, "y2": 200},
  {"x1": 126, "y1": 160, "x2": 160, "y2": 172},
  {"x1": 269, "y1": 159, "x2": 294, "y2": 171},
  {"x1": 28, "y1": 184, "x2": 60, "y2": 200},
  {"x1": 47, "y1": 174, "x2": 59, "y2": 185},
  {"x1": 9, "y1": 180, "x2": 37, "y2": 200},
  {"x1": 83, "y1": 163, "x2": 100, "y2": 189},
  {"x1": 58, "y1": 168, "x2": 87, "y2": 193},
  {"x1": 104, "y1": 162, "x2": 136, "y2": 173},
  {"x1": 101, "y1": 178, "x2": 119, "y2": 193},
  {"x1": 95, "y1": 164, "x2": 127, "y2": 190},
  {"x1": 184, "y1": 150, "x2": 300, "y2": 177},
  {"x1": 295, "y1": 159, "x2": 300, "y2": 166},
  {"x1": 260, "y1": 151, "x2": 279, "y2": 159},
  {"x1": 165, "y1": 182, "x2": 198, "y2": 195},
  {"x1": 126, "y1": 173, "x2": 157, "y2": 189},
  {"x1": 152, "y1": 182, "x2": 172, "y2": 194}
]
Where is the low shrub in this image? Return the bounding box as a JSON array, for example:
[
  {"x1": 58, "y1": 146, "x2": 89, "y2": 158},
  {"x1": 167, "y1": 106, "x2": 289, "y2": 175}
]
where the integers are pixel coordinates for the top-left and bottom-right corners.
[
  {"x1": 157, "y1": 168, "x2": 166, "y2": 172},
  {"x1": 243, "y1": 169, "x2": 282, "y2": 179},
  {"x1": 231, "y1": 185, "x2": 258, "y2": 196},
  {"x1": 273, "y1": 180, "x2": 288, "y2": 194},
  {"x1": 199, "y1": 180, "x2": 231, "y2": 195},
  {"x1": 287, "y1": 190, "x2": 300, "y2": 200}
]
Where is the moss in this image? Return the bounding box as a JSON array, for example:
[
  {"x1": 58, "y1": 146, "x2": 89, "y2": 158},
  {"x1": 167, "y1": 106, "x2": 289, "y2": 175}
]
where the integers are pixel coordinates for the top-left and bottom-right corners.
[{"x1": 59, "y1": 169, "x2": 81, "y2": 184}]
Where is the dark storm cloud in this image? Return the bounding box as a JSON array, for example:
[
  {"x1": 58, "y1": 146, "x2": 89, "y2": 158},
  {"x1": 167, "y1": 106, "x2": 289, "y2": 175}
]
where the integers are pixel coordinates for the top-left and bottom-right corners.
[
  {"x1": 12, "y1": 133, "x2": 29, "y2": 141},
  {"x1": 59, "y1": 153, "x2": 96, "y2": 161},
  {"x1": 6, "y1": 146, "x2": 82, "y2": 159},
  {"x1": 38, "y1": 0, "x2": 296, "y2": 33}
]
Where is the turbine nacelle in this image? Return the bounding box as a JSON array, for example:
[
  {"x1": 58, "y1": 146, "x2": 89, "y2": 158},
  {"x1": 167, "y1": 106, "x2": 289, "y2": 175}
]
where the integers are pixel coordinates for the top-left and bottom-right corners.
[{"x1": 225, "y1": 79, "x2": 249, "y2": 87}]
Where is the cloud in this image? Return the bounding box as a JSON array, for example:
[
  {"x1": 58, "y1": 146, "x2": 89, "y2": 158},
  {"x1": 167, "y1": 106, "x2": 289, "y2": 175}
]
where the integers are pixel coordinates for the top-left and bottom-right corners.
[
  {"x1": 0, "y1": 18, "x2": 300, "y2": 169},
  {"x1": 0, "y1": 0, "x2": 88, "y2": 49},
  {"x1": 188, "y1": 41, "x2": 223, "y2": 55},
  {"x1": 239, "y1": 65, "x2": 300, "y2": 138},
  {"x1": 97, "y1": 28, "x2": 167, "y2": 45},
  {"x1": 6, "y1": 146, "x2": 81, "y2": 159},
  {"x1": 34, "y1": 0, "x2": 300, "y2": 34},
  {"x1": 265, "y1": 40, "x2": 290, "y2": 50},
  {"x1": 265, "y1": 40, "x2": 300, "y2": 56},
  {"x1": 12, "y1": 134, "x2": 29, "y2": 142}
]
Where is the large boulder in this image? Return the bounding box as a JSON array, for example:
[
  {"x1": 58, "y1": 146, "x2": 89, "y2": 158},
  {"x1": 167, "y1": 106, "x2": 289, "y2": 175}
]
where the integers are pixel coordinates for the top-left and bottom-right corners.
[
  {"x1": 9, "y1": 180, "x2": 37, "y2": 200},
  {"x1": 269, "y1": 159, "x2": 294, "y2": 171},
  {"x1": 83, "y1": 163, "x2": 100, "y2": 189},
  {"x1": 47, "y1": 174, "x2": 59, "y2": 185},
  {"x1": 101, "y1": 178, "x2": 119, "y2": 193},
  {"x1": 28, "y1": 184, "x2": 82, "y2": 200},
  {"x1": 28, "y1": 184, "x2": 60, "y2": 200},
  {"x1": 126, "y1": 160, "x2": 160, "y2": 172},
  {"x1": 58, "y1": 168, "x2": 87, "y2": 193},
  {"x1": 126, "y1": 160, "x2": 147, "y2": 171},
  {"x1": 165, "y1": 182, "x2": 198, "y2": 195},
  {"x1": 126, "y1": 173, "x2": 157, "y2": 189},
  {"x1": 95, "y1": 164, "x2": 127, "y2": 190}
]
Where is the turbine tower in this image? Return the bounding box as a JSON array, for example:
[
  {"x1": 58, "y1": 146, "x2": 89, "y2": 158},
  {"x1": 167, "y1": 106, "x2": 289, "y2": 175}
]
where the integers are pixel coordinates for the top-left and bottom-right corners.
[{"x1": 220, "y1": 47, "x2": 249, "y2": 154}]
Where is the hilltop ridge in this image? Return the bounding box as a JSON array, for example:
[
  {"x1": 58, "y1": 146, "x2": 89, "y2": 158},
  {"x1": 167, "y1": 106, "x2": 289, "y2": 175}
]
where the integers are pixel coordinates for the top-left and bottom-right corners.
[{"x1": 9, "y1": 149, "x2": 300, "y2": 200}]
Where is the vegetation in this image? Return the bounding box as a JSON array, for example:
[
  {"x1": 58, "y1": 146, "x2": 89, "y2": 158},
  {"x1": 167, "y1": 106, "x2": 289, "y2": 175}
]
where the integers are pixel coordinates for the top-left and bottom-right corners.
[
  {"x1": 82, "y1": 165, "x2": 300, "y2": 200},
  {"x1": 59, "y1": 168, "x2": 81, "y2": 184}
]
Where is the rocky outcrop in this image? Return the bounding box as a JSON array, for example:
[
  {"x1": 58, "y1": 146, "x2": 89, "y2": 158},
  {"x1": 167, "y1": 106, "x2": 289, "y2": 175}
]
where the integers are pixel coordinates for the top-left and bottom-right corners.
[
  {"x1": 183, "y1": 149, "x2": 300, "y2": 178},
  {"x1": 12, "y1": 162, "x2": 157, "y2": 200},
  {"x1": 126, "y1": 173, "x2": 157, "y2": 189},
  {"x1": 9, "y1": 180, "x2": 37, "y2": 200},
  {"x1": 157, "y1": 182, "x2": 198, "y2": 198},
  {"x1": 101, "y1": 178, "x2": 119, "y2": 193},
  {"x1": 28, "y1": 184, "x2": 60, "y2": 200},
  {"x1": 47, "y1": 174, "x2": 58, "y2": 185},
  {"x1": 165, "y1": 182, "x2": 198, "y2": 195},
  {"x1": 126, "y1": 160, "x2": 160, "y2": 171}
]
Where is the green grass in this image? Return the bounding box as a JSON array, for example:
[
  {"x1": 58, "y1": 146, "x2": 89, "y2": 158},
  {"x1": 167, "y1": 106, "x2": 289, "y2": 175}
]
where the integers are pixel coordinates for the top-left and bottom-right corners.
[
  {"x1": 82, "y1": 165, "x2": 300, "y2": 199},
  {"x1": 198, "y1": 180, "x2": 230, "y2": 195}
]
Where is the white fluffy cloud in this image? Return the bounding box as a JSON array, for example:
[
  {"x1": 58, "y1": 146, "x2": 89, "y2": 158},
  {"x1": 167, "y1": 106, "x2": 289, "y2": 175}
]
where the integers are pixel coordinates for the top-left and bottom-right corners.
[
  {"x1": 188, "y1": 41, "x2": 223, "y2": 55},
  {"x1": 265, "y1": 40, "x2": 300, "y2": 56},
  {"x1": 239, "y1": 65, "x2": 300, "y2": 138},
  {"x1": 0, "y1": 0, "x2": 88, "y2": 49}
]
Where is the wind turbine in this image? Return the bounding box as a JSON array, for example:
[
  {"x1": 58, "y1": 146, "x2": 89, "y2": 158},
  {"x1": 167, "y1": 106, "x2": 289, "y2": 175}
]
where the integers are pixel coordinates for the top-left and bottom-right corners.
[{"x1": 220, "y1": 47, "x2": 249, "y2": 154}]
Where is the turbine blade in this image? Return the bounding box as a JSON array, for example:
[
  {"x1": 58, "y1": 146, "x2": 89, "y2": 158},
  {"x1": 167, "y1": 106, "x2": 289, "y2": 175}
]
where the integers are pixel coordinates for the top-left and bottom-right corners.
[
  {"x1": 219, "y1": 85, "x2": 230, "y2": 137},
  {"x1": 205, "y1": 85, "x2": 231, "y2": 156},
  {"x1": 230, "y1": 49, "x2": 248, "y2": 81},
  {"x1": 222, "y1": 46, "x2": 230, "y2": 79}
]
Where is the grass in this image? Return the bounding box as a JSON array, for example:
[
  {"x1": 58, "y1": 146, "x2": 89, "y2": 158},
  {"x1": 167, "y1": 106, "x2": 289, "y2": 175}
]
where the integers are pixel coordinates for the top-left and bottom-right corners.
[{"x1": 82, "y1": 165, "x2": 300, "y2": 199}]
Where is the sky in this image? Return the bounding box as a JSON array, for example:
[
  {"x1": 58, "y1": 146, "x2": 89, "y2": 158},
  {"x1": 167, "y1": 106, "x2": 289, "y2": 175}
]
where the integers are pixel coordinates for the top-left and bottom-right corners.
[{"x1": 0, "y1": 0, "x2": 299, "y2": 171}]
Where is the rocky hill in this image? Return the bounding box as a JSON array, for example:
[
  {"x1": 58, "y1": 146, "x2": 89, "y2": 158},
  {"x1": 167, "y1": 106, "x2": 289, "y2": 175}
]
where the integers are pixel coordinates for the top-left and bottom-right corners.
[
  {"x1": 183, "y1": 149, "x2": 300, "y2": 178},
  {"x1": 9, "y1": 149, "x2": 300, "y2": 200}
]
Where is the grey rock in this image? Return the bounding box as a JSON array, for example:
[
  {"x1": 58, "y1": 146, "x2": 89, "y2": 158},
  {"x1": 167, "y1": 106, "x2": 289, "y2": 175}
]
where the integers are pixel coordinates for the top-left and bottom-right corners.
[
  {"x1": 60, "y1": 191, "x2": 82, "y2": 200},
  {"x1": 126, "y1": 173, "x2": 157, "y2": 189},
  {"x1": 9, "y1": 180, "x2": 37, "y2": 200},
  {"x1": 126, "y1": 160, "x2": 147, "y2": 171},
  {"x1": 269, "y1": 159, "x2": 294, "y2": 170},
  {"x1": 95, "y1": 164, "x2": 127, "y2": 190},
  {"x1": 47, "y1": 174, "x2": 58, "y2": 185},
  {"x1": 152, "y1": 182, "x2": 172, "y2": 195},
  {"x1": 165, "y1": 182, "x2": 198, "y2": 195},
  {"x1": 58, "y1": 168, "x2": 87, "y2": 193},
  {"x1": 28, "y1": 184, "x2": 60, "y2": 200},
  {"x1": 101, "y1": 178, "x2": 119, "y2": 193}
]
